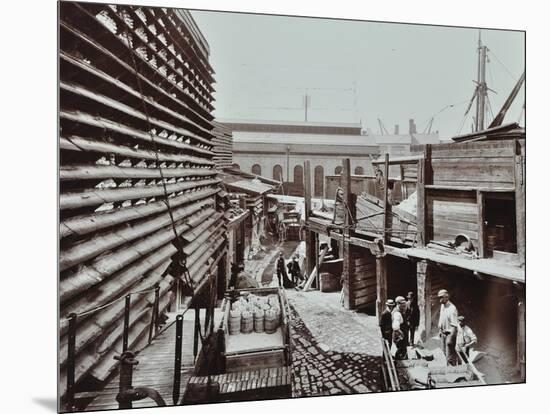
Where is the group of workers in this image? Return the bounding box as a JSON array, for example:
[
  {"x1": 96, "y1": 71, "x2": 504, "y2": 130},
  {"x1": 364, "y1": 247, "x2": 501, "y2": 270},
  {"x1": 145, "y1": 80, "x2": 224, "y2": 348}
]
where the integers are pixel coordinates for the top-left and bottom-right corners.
[
  {"x1": 275, "y1": 252, "x2": 304, "y2": 289},
  {"x1": 380, "y1": 291, "x2": 420, "y2": 360},
  {"x1": 380, "y1": 289, "x2": 477, "y2": 365},
  {"x1": 437, "y1": 289, "x2": 478, "y2": 365}
]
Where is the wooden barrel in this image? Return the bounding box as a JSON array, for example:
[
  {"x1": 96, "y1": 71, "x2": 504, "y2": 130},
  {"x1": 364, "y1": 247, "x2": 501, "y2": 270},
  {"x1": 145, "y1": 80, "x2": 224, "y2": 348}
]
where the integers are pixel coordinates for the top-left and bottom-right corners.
[
  {"x1": 241, "y1": 311, "x2": 253, "y2": 334},
  {"x1": 264, "y1": 310, "x2": 278, "y2": 334},
  {"x1": 254, "y1": 310, "x2": 265, "y2": 333},
  {"x1": 228, "y1": 310, "x2": 241, "y2": 335}
]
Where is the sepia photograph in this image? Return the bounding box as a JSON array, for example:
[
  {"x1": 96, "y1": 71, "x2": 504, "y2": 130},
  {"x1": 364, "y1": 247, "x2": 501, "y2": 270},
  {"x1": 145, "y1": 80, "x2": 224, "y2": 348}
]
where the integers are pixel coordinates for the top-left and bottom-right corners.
[{"x1": 57, "y1": 0, "x2": 525, "y2": 412}]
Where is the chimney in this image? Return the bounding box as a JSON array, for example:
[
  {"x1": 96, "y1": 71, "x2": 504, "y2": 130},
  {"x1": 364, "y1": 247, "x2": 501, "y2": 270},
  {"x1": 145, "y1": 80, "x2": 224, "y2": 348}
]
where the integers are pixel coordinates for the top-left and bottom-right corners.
[
  {"x1": 394, "y1": 124, "x2": 400, "y2": 135},
  {"x1": 408, "y1": 119, "x2": 417, "y2": 134}
]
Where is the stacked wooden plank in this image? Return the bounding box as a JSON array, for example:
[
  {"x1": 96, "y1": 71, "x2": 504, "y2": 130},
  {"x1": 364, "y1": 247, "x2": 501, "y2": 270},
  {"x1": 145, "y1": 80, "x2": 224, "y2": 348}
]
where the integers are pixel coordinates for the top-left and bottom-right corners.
[
  {"x1": 211, "y1": 120, "x2": 234, "y2": 168},
  {"x1": 348, "y1": 252, "x2": 377, "y2": 309},
  {"x1": 187, "y1": 366, "x2": 291, "y2": 395},
  {"x1": 355, "y1": 192, "x2": 417, "y2": 245},
  {"x1": 59, "y1": 2, "x2": 226, "y2": 398}
]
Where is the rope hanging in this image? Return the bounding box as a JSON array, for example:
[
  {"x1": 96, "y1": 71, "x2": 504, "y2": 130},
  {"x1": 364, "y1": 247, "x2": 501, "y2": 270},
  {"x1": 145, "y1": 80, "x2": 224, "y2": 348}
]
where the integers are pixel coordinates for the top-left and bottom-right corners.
[{"x1": 121, "y1": 23, "x2": 195, "y2": 293}]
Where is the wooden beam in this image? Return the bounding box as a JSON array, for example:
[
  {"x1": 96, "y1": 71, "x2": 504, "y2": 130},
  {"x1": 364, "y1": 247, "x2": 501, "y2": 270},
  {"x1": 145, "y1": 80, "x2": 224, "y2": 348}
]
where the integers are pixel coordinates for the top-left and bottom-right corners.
[
  {"x1": 416, "y1": 260, "x2": 432, "y2": 342},
  {"x1": 477, "y1": 190, "x2": 486, "y2": 258},
  {"x1": 375, "y1": 256, "x2": 388, "y2": 321},
  {"x1": 60, "y1": 135, "x2": 215, "y2": 167},
  {"x1": 60, "y1": 188, "x2": 218, "y2": 239},
  {"x1": 416, "y1": 157, "x2": 426, "y2": 247},
  {"x1": 60, "y1": 164, "x2": 216, "y2": 181},
  {"x1": 341, "y1": 158, "x2": 354, "y2": 310},
  {"x1": 514, "y1": 154, "x2": 525, "y2": 265},
  {"x1": 60, "y1": 177, "x2": 220, "y2": 210},
  {"x1": 383, "y1": 153, "x2": 390, "y2": 244},
  {"x1": 516, "y1": 285, "x2": 526, "y2": 380},
  {"x1": 304, "y1": 160, "x2": 312, "y2": 221},
  {"x1": 304, "y1": 160, "x2": 316, "y2": 277},
  {"x1": 60, "y1": 198, "x2": 214, "y2": 270},
  {"x1": 60, "y1": 110, "x2": 212, "y2": 157},
  {"x1": 371, "y1": 154, "x2": 423, "y2": 165}
]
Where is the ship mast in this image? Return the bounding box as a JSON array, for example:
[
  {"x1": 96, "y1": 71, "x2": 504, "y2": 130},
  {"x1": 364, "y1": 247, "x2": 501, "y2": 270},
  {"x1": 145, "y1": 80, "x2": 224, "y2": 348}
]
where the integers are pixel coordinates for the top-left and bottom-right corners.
[{"x1": 474, "y1": 30, "x2": 489, "y2": 131}]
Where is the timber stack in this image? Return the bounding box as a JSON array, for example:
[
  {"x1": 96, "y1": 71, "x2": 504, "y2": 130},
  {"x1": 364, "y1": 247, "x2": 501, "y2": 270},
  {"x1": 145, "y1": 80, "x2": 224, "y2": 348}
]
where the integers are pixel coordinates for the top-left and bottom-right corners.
[
  {"x1": 211, "y1": 120, "x2": 234, "y2": 169},
  {"x1": 59, "y1": 1, "x2": 226, "y2": 400}
]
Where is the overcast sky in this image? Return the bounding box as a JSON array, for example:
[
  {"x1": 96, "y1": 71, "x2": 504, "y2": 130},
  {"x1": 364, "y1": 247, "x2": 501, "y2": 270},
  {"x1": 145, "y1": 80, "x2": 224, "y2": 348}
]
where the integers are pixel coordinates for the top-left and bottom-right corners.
[{"x1": 191, "y1": 10, "x2": 525, "y2": 140}]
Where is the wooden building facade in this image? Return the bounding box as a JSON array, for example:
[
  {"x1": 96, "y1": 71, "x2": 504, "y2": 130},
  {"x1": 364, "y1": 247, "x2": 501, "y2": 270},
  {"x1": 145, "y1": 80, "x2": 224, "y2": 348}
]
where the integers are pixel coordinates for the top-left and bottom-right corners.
[
  {"x1": 304, "y1": 131, "x2": 526, "y2": 379},
  {"x1": 59, "y1": 2, "x2": 228, "y2": 408}
]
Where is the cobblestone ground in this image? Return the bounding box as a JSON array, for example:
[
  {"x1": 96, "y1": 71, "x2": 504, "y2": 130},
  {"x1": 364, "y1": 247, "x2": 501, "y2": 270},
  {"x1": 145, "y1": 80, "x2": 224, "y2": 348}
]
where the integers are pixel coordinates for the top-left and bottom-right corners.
[{"x1": 286, "y1": 290, "x2": 383, "y2": 397}]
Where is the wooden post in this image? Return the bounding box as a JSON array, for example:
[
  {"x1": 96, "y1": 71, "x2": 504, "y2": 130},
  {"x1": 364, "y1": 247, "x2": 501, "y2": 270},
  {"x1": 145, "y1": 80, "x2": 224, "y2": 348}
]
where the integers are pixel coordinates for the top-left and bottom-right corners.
[
  {"x1": 376, "y1": 255, "x2": 388, "y2": 320},
  {"x1": 514, "y1": 155, "x2": 525, "y2": 265},
  {"x1": 477, "y1": 190, "x2": 485, "y2": 258},
  {"x1": 383, "y1": 153, "x2": 390, "y2": 244},
  {"x1": 416, "y1": 145, "x2": 431, "y2": 247},
  {"x1": 341, "y1": 158, "x2": 354, "y2": 309},
  {"x1": 516, "y1": 284, "x2": 526, "y2": 380},
  {"x1": 304, "y1": 160, "x2": 316, "y2": 276},
  {"x1": 416, "y1": 260, "x2": 432, "y2": 342},
  {"x1": 315, "y1": 233, "x2": 320, "y2": 290},
  {"x1": 416, "y1": 160, "x2": 425, "y2": 247}
]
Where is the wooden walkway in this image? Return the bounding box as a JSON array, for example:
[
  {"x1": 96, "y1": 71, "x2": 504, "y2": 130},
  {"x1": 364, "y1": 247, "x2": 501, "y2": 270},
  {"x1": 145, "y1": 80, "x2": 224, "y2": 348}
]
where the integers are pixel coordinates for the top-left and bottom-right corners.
[
  {"x1": 188, "y1": 366, "x2": 291, "y2": 395},
  {"x1": 87, "y1": 310, "x2": 220, "y2": 411}
]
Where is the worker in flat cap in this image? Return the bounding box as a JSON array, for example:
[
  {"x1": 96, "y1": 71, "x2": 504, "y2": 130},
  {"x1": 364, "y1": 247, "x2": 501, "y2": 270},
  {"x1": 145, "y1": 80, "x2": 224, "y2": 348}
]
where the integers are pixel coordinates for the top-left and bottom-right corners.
[
  {"x1": 406, "y1": 291, "x2": 420, "y2": 346},
  {"x1": 392, "y1": 296, "x2": 409, "y2": 359},
  {"x1": 379, "y1": 299, "x2": 396, "y2": 346},
  {"x1": 456, "y1": 316, "x2": 477, "y2": 361},
  {"x1": 438, "y1": 289, "x2": 459, "y2": 366}
]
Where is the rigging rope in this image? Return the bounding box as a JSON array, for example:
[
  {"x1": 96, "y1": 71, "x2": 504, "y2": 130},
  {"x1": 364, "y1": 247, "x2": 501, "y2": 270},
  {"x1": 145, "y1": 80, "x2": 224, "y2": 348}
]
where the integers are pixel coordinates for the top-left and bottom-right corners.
[
  {"x1": 488, "y1": 50, "x2": 517, "y2": 81},
  {"x1": 121, "y1": 24, "x2": 195, "y2": 293}
]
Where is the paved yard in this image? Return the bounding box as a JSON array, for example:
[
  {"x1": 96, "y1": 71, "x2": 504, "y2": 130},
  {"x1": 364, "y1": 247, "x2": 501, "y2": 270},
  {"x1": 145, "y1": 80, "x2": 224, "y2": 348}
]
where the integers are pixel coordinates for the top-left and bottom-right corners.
[{"x1": 286, "y1": 290, "x2": 383, "y2": 396}]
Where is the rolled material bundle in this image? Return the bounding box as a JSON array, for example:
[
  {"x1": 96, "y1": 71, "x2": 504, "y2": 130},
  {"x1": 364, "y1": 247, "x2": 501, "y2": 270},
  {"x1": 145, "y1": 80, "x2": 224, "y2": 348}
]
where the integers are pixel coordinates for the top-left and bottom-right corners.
[
  {"x1": 229, "y1": 309, "x2": 241, "y2": 335},
  {"x1": 241, "y1": 310, "x2": 253, "y2": 334},
  {"x1": 264, "y1": 309, "x2": 278, "y2": 334},
  {"x1": 253, "y1": 309, "x2": 265, "y2": 333}
]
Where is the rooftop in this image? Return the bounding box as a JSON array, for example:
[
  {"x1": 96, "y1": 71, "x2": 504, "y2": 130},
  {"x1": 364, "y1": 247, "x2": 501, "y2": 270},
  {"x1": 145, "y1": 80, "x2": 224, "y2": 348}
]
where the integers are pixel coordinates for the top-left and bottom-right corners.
[{"x1": 219, "y1": 118, "x2": 362, "y2": 136}]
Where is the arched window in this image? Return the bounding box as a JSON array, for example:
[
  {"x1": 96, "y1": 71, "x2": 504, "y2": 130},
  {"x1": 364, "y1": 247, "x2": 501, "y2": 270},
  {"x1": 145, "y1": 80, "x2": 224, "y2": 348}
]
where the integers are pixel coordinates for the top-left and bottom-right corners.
[
  {"x1": 335, "y1": 166, "x2": 343, "y2": 175},
  {"x1": 355, "y1": 166, "x2": 364, "y2": 175},
  {"x1": 294, "y1": 165, "x2": 303, "y2": 184},
  {"x1": 273, "y1": 164, "x2": 283, "y2": 182},
  {"x1": 314, "y1": 165, "x2": 324, "y2": 197},
  {"x1": 293, "y1": 165, "x2": 304, "y2": 196},
  {"x1": 251, "y1": 164, "x2": 261, "y2": 175}
]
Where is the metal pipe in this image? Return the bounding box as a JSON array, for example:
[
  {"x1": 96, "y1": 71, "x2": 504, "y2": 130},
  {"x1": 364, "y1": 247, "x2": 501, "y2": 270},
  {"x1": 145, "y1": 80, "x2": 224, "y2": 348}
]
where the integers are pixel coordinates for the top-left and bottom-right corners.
[
  {"x1": 193, "y1": 306, "x2": 200, "y2": 363},
  {"x1": 122, "y1": 294, "x2": 131, "y2": 353},
  {"x1": 65, "y1": 313, "x2": 77, "y2": 412},
  {"x1": 172, "y1": 314, "x2": 183, "y2": 405}
]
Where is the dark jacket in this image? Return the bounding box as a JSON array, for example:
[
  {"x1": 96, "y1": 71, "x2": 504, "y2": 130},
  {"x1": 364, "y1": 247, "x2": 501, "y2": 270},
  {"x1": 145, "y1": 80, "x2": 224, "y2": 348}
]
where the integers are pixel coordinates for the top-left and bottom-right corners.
[
  {"x1": 276, "y1": 257, "x2": 287, "y2": 272},
  {"x1": 380, "y1": 308, "x2": 393, "y2": 335},
  {"x1": 407, "y1": 299, "x2": 420, "y2": 327}
]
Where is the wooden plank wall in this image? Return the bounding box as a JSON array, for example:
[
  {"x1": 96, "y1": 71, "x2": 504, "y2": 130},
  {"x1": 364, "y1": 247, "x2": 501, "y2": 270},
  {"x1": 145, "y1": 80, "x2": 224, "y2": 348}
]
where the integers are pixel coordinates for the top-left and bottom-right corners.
[
  {"x1": 426, "y1": 189, "x2": 478, "y2": 245},
  {"x1": 59, "y1": 2, "x2": 225, "y2": 397},
  {"x1": 417, "y1": 141, "x2": 519, "y2": 189},
  {"x1": 421, "y1": 140, "x2": 523, "y2": 248},
  {"x1": 348, "y1": 247, "x2": 377, "y2": 309}
]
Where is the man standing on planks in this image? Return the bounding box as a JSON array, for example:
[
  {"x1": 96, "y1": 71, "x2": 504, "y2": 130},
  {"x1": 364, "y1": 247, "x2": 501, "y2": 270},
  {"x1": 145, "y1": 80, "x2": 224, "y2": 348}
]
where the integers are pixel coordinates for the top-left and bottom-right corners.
[
  {"x1": 288, "y1": 255, "x2": 304, "y2": 286},
  {"x1": 438, "y1": 289, "x2": 459, "y2": 366},
  {"x1": 275, "y1": 252, "x2": 287, "y2": 287},
  {"x1": 456, "y1": 315, "x2": 478, "y2": 361},
  {"x1": 406, "y1": 291, "x2": 420, "y2": 346},
  {"x1": 392, "y1": 296, "x2": 409, "y2": 360},
  {"x1": 380, "y1": 299, "x2": 396, "y2": 346}
]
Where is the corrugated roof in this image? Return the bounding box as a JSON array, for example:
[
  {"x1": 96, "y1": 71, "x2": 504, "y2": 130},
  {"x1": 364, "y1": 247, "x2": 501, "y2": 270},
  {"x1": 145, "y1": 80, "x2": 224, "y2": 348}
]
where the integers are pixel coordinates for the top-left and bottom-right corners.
[
  {"x1": 233, "y1": 131, "x2": 376, "y2": 146},
  {"x1": 225, "y1": 179, "x2": 274, "y2": 195},
  {"x1": 219, "y1": 119, "x2": 362, "y2": 135}
]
